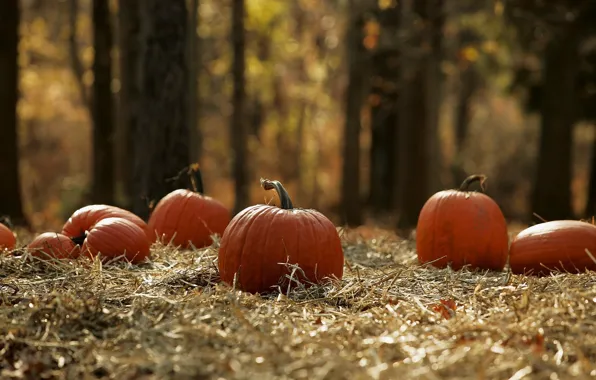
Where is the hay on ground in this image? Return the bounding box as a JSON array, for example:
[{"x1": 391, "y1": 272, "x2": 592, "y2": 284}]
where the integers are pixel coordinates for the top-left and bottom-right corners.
[{"x1": 0, "y1": 228, "x2": 594, "y2": 379}]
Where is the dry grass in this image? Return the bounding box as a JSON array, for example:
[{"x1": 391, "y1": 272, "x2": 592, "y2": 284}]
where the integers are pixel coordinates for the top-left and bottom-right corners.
[{"x1": 0, "y1": 228, "x2": 595, "y2": 380}]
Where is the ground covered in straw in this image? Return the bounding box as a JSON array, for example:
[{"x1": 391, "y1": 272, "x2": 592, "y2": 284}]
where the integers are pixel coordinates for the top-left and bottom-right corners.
[{"x1": 1, "y1": 227, "x2": 595, "y2": 380}]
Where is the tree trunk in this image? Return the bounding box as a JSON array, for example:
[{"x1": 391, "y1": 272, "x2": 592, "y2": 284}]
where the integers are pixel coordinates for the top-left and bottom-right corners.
[
  {"x1": 531, "y1": 28, "x2": 578, "y2": 221},
  {"x1": 188, "y1": 0, "x2": 202, "y2": 163},
  {"x1": 0, "y1": 0, "x2": 28, "y2": 227},
  {"x1": 117, "y1": 0, "x2": 141, "y2": 209},
  {"x1": 230, "y1": 0, "x2": 250, "y2": 216},
  {"x1": 368, "y1": 4, "x2": 400, "y2": 214},
  {"x1": 341, "y1": 0, "x2": 370, "y2": 226},
  {"x1": 424, "y1": 0, "x2": 444, "y2": 194},
  {"x1": 68, "y1": 0, "x2": 89, "y2": 109},
  {"x1": 395, "y1": 0, "x2": 430, "y2": 232},
  {"x1": 91, "y1": 0, "x2": 115, "y2": 204},
  {"x1": 586, "y1": 133, "x2": 596, "y2": 217},
  {"x1": 133, "y1": 0, "x2": 189, "y2": 220}
]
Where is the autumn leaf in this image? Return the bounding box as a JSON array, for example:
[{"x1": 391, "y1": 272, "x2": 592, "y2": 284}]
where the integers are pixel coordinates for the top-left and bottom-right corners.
[{"x1": 433, "y1": 298, "x2": 457, "y2": 320}]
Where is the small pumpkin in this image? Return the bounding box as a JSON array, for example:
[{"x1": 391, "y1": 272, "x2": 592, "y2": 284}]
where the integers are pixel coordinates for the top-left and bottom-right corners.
[
  {"x1": 27, "y1": 232, "x2": 80, "y2": 260},
  {"x1": 148, "y1": 164, "x2": 230, "y2": 249},
  {"x1": 218, "y1": 178, "x2": 344, "y2": 294},
  {"x1": 509, "y1": 220, "x2": 596, "y2": 276},
  {"x1": 81, "y1": 217, "x2": 151, "y2": 264},
  {"x1": 0, "y1": 223, "x2": 16, "y2": 251},
  {"x1": 416, "y1": 174, "x2": 509, "y2": 271},
  {"x1": 62, "y1": 204, "x2": 153, "y2": 243}
]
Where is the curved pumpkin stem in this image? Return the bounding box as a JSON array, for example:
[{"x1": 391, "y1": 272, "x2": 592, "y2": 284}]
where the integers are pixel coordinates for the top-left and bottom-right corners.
[
  {"x1": 188, "y1": 163, "x2": 205, "y2": 194},
  {"x1": 260, "y1": 178, "x2": 294, "y2": 209},
  {"x1": 459, "y1": 174, "x2": 487, "y2": 192}
]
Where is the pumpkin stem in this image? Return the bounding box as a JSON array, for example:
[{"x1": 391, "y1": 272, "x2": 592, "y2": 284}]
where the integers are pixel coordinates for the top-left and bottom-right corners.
[
  {"x1": 188, "y1": 163, "x2": 205, "y2": 194},
  {"x1": 459, "y1": 174, "x2": 487, "y2": 192},
  {"x1": 260, "y1": 178, "x2": 294, "y2": 209}
]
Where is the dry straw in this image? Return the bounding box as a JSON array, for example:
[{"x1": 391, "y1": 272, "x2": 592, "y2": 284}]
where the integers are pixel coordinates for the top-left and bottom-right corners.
[{"x1": 0, "y1": 228, "x2": 594, "y2": 379}]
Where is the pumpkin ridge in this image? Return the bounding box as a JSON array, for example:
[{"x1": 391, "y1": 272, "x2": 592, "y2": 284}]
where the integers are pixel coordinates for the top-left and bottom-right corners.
[
  {"x1": 231, "y1": 206, "x2": 268, "y2": 287},
  {"x1": 171, "y1": 192, "x2": 193, "y2": 246},
  {"x1": 253, "y1": 207, "x2": 280, "y2": 293},
  {"x1": 305, "y1": 210, "x2": 330, "y2": 282},
  {"x1": 303, "y1": 211, "x2": 323, "y2": 283},
  {"x1": 105, "y1": 220, "x2": 146, "y2": 258}
]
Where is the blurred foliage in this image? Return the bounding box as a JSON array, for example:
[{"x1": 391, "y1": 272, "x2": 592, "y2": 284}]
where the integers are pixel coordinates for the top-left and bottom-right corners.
[{"x1": 14, "y1": 0, "x2": 596, "y2": 230}]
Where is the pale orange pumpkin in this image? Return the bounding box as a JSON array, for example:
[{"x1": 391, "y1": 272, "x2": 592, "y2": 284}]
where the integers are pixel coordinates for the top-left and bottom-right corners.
[
  {"x1": 27, "y1": 232, "x2": 80, "y2": 260},
  {"x1": 509, "y1": 220, "x2": 596, "y2": 275},
  {"x1": 0, "y1": 223, "x2": 16, "y2": 251}
]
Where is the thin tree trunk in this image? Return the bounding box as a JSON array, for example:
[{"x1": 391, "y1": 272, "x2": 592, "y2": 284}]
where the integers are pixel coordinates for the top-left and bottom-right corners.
[
  {"x1": 586, "y1": 134, "x2": 596, "y2": 217},
  {"x1": 230, "y1": 0, "x2": 249, "y2": 216},
  {"x1": 117, "y1": 0, "x2": 141, "y2": 209},
  {"x1": 133, "y1": 0, "x2": 189, "y2": 219},
  {"x1": 341, "y1": 0, "x2": 369, "y2": 226},
  {"x1": 68, "y1": 0, "x2": 89, "y2": 109},
  {"x1": 0, "y1": 0, "x2": 28, "y2": 227},
  {"x1": 395, "y1": 0, "x2": 429, "y2": 232},
  {"x1": 188, "y1": 0, "x2": 201, "y2": 163},
  {"x1": 531, "y1": 28, "x2": 579, "y2": 221},
  {"x1": 425, "y1": 0, "x2": 444, "y2": 194},
  {"x1": 91, "y1": 0, "x2": 115, "y2": 204}
]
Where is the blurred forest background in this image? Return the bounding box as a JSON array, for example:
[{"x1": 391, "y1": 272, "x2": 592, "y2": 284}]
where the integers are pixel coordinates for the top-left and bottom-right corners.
[{"x1": 1, "y1": 0, "x2": 596, "y2": 233}]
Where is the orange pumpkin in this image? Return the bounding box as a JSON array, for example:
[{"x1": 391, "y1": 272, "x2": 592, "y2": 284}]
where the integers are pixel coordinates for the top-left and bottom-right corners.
[
  {"x1": 218, "y1": 178, "x2": 344, "y2": 294},
  {"x1": 509, "y1": 220, "x2": 596, "y2": 276},
  {"x1": 148, "y1": 164, "x2": 230, "y2": 249},
  {"x1": 27, "y1": 232, "x2": 80, "y2": 260},
  {"x1": 62, "y1": 204, "x2": 153, "y2": 243},
  {"x1": 81, "y1": 217, "x2": 151, "y2": 264},
  {"x1": 0, "y1": 223, "x2": 16, "y2": 251},
  {"x1": 416, "y1": 174, "x2": 509, "y2": 271}
]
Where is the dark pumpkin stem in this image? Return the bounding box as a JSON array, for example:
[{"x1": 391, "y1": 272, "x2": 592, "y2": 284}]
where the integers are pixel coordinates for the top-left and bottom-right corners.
[
  {"x1": 187, "y1": 163, "x2": 205, "y2": 194},
  {"x1": 0, "y1": 216, "x2": 13, "y2": 229},
  {"x1": 260, "y1": 178, "x2": 294, "y2": 209},
  {"x1": 459, "y1": 174, "x2": 487, "y2": 192}
]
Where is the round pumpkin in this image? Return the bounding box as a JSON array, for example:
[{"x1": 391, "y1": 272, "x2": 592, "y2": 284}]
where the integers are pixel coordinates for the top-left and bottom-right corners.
[
  {"x1": 0, "y1": 223, "x2": 16, "y2": 251},
  {"x1": 82, "y1": 217, "x2": 151, "y2": 264},
  {"x1": 148, "y1": 164, "x2": 230, "y2": 249},
  {"x1": 218, "y1": 178, "x2": 344, "y2": 294},
  {"x1": 62, "y1": 204, "x2": 153, "y2": 243},
  {"x1": 509, "y1": 220, "x2": 596, "y2": 276},
  {"x1": 416, "y1": 174, "x2": 509, "y2": 271},
  {"x1": 27, "y1": 232, "x2": 80, "y2": 260}
]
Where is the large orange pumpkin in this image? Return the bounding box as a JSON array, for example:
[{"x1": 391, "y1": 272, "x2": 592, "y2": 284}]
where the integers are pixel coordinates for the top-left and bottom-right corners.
[
  {"x1": 0, "y1": 223, "x2": 16, "y2": 251},
  {"x1": 218, "y1": 178, "x2": 344, "y2": 294},
  {"x1": 81, "y1": 217, "x2": 151, "y2": 264},
  {"x1": 416, "y1": 174, "x2": 509, "y2": 271},
  {"x1": 148, "y1": 164, "x2": 230, "y2": 249},
  {"x1": 62, "y1": 204, "x2": 153, "y2": 243},
  {"x1": 27, "y1": 232, "x2": 80, "y2": 260},
  {"x1": 509, "y1": 220, "x2": 596, "y2": 276}
]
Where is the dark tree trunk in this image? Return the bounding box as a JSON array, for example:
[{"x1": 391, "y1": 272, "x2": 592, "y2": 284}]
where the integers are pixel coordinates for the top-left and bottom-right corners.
[
  {"x1": 0, "y1": 0, "x2": 28, "y2": 227},
  {"x1": 133, "y1": 0, "x2": 189, "y2": 220},
  {"x1": 91, "y1": 0, "x2": 115, "y2": 204},
  {"x1": 341, "y1": 0, "x2": 370, "y2": 226},
  {"x1": 531, "y1": 28, "x2": 578, "y2": 221},
  {"x1": 368, "y1": 4, "x2": 400, "y2": 214},
  {"x1": 395, "y1": 0, "x2": 430, "y2": 232},
  {"x1": 424, "y1": 0, "x2": 444, "y2": 194},
  {"x1": 231, "y1": 0, "x2": 250, "y2": 216},
  {"x1": 454, "y1": 64, "x2": 477, "y2": 151},
  {"x1": 586, "y1": 134, "x2": 596, "y2": 218},
  {"x1": 188, "y1": 0, "x2": 202, "y2": 163},
  {"x1": 118, "y1": 0, "x2": 141, "y2": 209}
]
